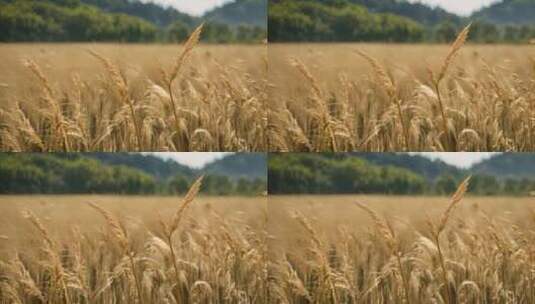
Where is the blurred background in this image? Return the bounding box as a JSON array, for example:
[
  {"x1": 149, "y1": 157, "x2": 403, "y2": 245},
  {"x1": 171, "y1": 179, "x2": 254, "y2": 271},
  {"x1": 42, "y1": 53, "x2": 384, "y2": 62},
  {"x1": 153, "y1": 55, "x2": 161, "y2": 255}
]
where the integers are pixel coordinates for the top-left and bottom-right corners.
[
  {"x1": 0, "y1": 0, "x2": 267, "y2": 43},
  {"x1": 269, "y1": 0, "x2": 535, "y2": 43},
  {"x1": 0, "y1": 152, "x2": 267, "y2": 195},
  {"x1": 269, "y1": 153, "x2": 535, "y2": 196}
]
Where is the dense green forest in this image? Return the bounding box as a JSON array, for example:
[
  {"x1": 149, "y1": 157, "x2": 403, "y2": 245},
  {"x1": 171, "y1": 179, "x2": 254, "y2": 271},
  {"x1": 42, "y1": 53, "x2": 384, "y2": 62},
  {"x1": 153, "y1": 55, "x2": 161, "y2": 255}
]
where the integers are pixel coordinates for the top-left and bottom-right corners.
[
  {"x1": 349, "y1": 0, "x2": 461, "y2": 26},
  {"x1": 268, "y1": 153, "x2": 535, "y2": 195},
  {"x1": 268, "y1": 0, "x2": 424, "y2": 42},
  {"x1": 269, "y1": 153, "x2": 427, "y2": 194},
  {"x1": 0, "y1": 153, "x2": 266, "y2": 195},
  {"x1": 0, "y1": 0, "x2": 267, "y2": 42},
  {"x1": 79, "y1": 0, "x2": 196, "y2": 27},
  {"x1": 349, "y1": 153, "x2": 460, "y2": 180},
  {"x1": 268, "y1": 0, "x2": 535, "y2": 43},
  {"x1": 64, "y1": 153, "x2": 196, "y2": 180}
]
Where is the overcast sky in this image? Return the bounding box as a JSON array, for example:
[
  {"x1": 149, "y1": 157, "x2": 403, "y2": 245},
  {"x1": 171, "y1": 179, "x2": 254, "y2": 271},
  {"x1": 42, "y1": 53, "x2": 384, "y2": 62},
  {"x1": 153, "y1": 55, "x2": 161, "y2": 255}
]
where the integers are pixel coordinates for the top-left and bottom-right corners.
[
  {"x1": 144, "y1": 0, "x2": 499, "y2": 16},
  {"x1": 146, "y1": 152, "x2": 230, "y2": 168},
  {"x1": 411, "y1": 153, "x2": 498, "y2": 168},
  {"x1": 147, "y1": 153, "x2": 496, "y2": 169},
  {"x1": 141, "y1": 0, "x2": 232, "y2": 16},
  {"x1": 408, "y1": 0, "x2": 499, "y2": 15}
]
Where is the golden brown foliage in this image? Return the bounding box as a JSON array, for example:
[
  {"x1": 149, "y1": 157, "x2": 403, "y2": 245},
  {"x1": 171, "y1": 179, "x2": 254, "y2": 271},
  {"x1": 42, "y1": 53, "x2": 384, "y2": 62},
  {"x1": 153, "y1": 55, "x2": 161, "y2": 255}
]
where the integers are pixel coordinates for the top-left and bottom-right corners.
[
  {"x1": 269, "y1": 25, "x2": 535, "y2": 151},
  {"x1": 0, "y1": 186, "x2": 268, "y2": 303},
  {"x1": 269, "y1": 189, "x2": 535, "y2": 303},
  {"x1": 0, "y1": 27, "x2": 267, "y2": 152}
]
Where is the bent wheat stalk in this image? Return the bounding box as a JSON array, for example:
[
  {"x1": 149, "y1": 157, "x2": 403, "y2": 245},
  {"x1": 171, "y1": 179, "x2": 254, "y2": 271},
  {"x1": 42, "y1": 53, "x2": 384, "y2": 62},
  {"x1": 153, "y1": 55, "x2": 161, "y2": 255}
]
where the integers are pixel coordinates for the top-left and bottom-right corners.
[
  {"x1": 427, "y1": 176, "x2": 471, "y2": 304},
  {"x1": 431, "y1": 24, "x2": 471, "y2": 150},
  {"x1": 88, "y1": 51, "x2": 143, "y2": 150},
  {"x1": 165, "y1": 24, "x2": 204, "y2": 146},
  {"x1": 87, "y1": 202, "x2": 144, "y2": 304},
  {"x1": 159, "y1": 176, "x2": 203, "y2": 301},
  {"x1": 356, "y1": 202, "x2": 411, "y2": 304},
  {"x1": 356, "y1": 50, "x2": 410, "y2": 150}
]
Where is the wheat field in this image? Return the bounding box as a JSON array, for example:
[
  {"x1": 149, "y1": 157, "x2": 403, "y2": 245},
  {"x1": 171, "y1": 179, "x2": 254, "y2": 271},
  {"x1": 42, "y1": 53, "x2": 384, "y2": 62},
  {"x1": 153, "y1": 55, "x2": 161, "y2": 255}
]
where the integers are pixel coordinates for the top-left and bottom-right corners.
[
  {"x1": 268, "y1": 25, "x2": 535, "y2": 152},
  {"x1": 0, "y1": 178, "x2": 269, "y2": 303},
  {"x1": 268, "y1": 180, "x2": 535, "y2": 303},
  {"x1": 0, "y1": 26, "x2": 267, "y2": 152},
  {"x1": 1, "y1": 177, "x2": 535, "y2": 303}
]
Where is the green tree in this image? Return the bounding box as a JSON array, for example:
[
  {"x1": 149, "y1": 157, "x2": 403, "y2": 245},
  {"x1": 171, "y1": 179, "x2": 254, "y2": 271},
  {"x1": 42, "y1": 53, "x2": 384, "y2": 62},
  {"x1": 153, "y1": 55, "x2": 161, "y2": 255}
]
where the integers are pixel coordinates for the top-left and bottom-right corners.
[
  {"x1": 168, "y1": 174, "x2": 191, "y2": 194},
  {"x1": 435, "y1": 174, "x2": 458, "y2": 195},
  {"x1": 434, "y1": 21, "x2": 457, "y2": 42},
  {"x1": 203, "y1": 175, "x2": 234, "y2": 195},
  {"x1": 470, "y1": 175, "x2": 500, "y2": 195},
  {"x1": 167, "y1": 20, "x2": 190, "y2": 42}
]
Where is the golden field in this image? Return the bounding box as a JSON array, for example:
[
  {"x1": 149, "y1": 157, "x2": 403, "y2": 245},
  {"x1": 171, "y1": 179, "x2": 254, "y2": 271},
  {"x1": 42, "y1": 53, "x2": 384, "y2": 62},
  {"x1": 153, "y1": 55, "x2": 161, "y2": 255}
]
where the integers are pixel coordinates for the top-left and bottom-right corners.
[
  {"x1": 0, "y1": 32, "x2": 267, "y2": 152},
  {"x1": 2, "y1": 181, "x2": 535, "y2": 303},
  {"x1": 268, "y1": 33, "x2": 535, "y2": 152},
  {"x1": 0, "y1": 186, "x2": 269, "y2": 303},
  {"x1": 268, "y1": 188, "x2": 535, "y2": 303}
]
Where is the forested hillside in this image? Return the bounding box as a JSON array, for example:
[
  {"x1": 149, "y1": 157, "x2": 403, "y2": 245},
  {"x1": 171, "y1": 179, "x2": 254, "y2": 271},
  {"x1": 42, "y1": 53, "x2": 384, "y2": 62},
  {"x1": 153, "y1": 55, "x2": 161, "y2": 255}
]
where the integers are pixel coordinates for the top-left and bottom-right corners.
[
  {"x1": 205, "y1": 0, "x2": 267, "y2": 27},
  {"x1": 268, "y1": 153, "x2": 427, "y2": 194},
  {"x1": 78, "y1": 153, "x2": 195, "y2": 180},
  {"x1": 349, "y1": 0, "x2": 461, "y2": 25},
  {"x1": 204, "y1": 153, "x2": 267, "y2": 180},
  {"x1": 268, "y1": 153, "x2": 535, "y2": 195},
  {"x1": 80, "y1": 0, "x2": 196, "y2": 27},
  {"x1": 269, "y1": 0, "x2": 535, "y2": 43},
  {"x1": 0, "y1": 0, "x2": 158, "y2": 42},
  {"x1": 472, "y1": 153, "x2": 535, "y2": 179},
  {"x1": 349, "y1": 153, "x2": 461, "y2": 180},
  {"x1": 0, "y1": 153, "x2": 266, "y2": 195},
  {"x1": 268, "y1": 0, "x2": 424, "y2": 42},
  {"x1": 473, "y1": 0, "x2": 535, "y2": 25},
  {"x1": 0, "y1": 0, "x2": 267, "y2": 42}
]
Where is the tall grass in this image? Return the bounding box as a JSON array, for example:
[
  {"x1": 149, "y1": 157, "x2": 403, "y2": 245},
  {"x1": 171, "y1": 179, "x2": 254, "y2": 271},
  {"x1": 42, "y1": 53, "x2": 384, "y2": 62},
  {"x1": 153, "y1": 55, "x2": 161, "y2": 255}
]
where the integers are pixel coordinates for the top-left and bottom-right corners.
[
  {"x1": 269, "y1": 179, "x2": 535, "y2": 303},
  {"x1": 0, "y1": 179, "x2": 269, "y2": 303},
  {"x1": 0, "y1": 25, "x2": 267, "y2": 152},
  {"x1": 1, "y1": 183, "x2": 534, "y2": 303},
  {"x1": 268, "y1": 24, "x2": 535, "y2": 152}
]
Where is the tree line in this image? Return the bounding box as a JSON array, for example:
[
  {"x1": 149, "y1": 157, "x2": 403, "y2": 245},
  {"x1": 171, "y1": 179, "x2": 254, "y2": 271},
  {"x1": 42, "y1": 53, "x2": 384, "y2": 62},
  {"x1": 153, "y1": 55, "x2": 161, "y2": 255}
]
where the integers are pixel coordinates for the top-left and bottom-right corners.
[
  {"x1": 0, "y1": 0, "x2": 266, "y2": 43},
  {"x1": 269, "y1": 154, "x2": 427, "y2": 195},
  {"x1": 268, "y1": 154, "x2": 535, "y2": 196},
  {"x1": 269, "y1": 0, "x2": 424, "y2": 42},
  {"x1": 0, "y1": 154, "x2": 266, "y2": 195},
  {"x1": 269, "y1": 0, "x2": 535, "y2": 43}
]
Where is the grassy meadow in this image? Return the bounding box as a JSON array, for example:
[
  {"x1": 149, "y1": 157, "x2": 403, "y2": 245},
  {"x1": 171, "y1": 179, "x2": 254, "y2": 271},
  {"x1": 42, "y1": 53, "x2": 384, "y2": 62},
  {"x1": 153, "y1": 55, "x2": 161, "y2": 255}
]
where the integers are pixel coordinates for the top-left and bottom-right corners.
[
  {"x1": 0, "y1": 33, "x2": 267, "y2": 152},
  {"x1": 0, "y1": 187, "x2": 269, "y2": 303},
  {"x1": 268, "y1": 190, "x2": 535, "y2": 303},
  {"x1": 268, "y1": 35, "x2": 535, "y2": 152}
]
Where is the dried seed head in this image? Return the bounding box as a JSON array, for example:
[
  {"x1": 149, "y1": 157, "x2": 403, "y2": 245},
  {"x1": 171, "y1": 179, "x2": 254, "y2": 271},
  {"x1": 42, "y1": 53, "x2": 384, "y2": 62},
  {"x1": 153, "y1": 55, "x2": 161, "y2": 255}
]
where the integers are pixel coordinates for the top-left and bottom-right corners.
[{"x1": 437, "y1": 23, "x2": 471, "y2": 83}]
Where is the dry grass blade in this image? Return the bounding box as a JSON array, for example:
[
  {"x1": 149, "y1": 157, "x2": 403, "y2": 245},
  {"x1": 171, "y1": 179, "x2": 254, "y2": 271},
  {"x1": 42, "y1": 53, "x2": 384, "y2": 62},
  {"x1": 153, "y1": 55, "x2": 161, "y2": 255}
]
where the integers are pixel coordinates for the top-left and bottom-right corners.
[
  {"x1": 438, "y1": 176, "x2": 471, "y2": 233},
  {"x1": 355, "y1": 50, "x2": 396, "y2": 98},
  {"x1": 355, "y1": 202, "x2": 397, "y2": 251},
  {"x1": 22, "y1": 210, "x2": 55, "y2": 248},
  {"x1": 168, "y1": 175, "x2": 204, "y2": 235},
  {"x1": 436, "y1": 23, "x2": 471, "y2": 83},
  {"x1": 87, "y1": 202, "x2": 129, "y2": 251},
  {"x1": 87, "y1": 50, "x2": 128, "y2": 100},
  {"x1": 168, "y1": 23, "x2": 204, "y2": 83}
]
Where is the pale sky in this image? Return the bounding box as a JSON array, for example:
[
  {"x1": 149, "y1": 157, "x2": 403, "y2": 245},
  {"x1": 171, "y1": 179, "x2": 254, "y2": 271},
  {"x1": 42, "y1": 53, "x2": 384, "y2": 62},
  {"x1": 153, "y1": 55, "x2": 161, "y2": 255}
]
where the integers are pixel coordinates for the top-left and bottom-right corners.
[
  {"x1": 145, "y1": 0, "x2": 498, "y2": 16},
  {"x1": 146, "y1": 152, "x2": 497, "y2": 169},
  {"x1": 408, "y1": 0, "x2": 500, "y2": 16},
  {"x1": 410, "y1": 153, "x2": 499, "y2": 168},
  {"x1": 146, "y1": 152, "x2": 231, "y2": 168},
  {"x1": 142, "y1": 0, "x2": 233, "y2": 16}
]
